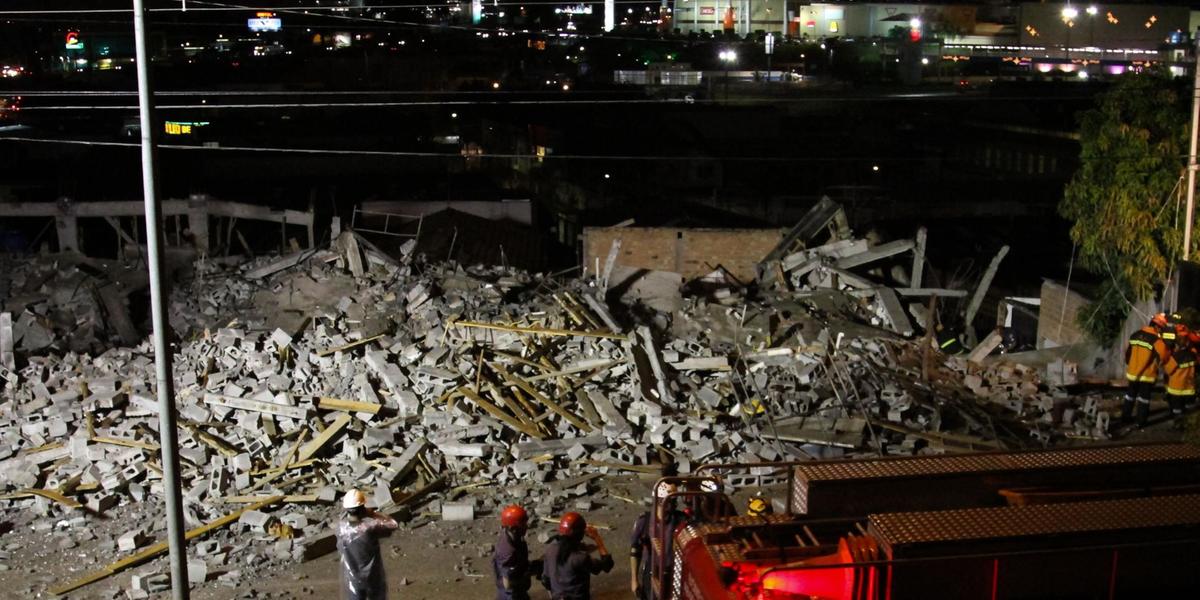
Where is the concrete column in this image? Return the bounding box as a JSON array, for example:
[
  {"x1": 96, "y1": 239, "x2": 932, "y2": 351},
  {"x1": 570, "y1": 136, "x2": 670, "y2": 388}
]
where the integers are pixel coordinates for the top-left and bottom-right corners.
[
  {"x1": 186, "y1": 194, "x2": 210, "y2": 255},
  {"x1": 55, "y1": 198, "x2": 79, "y2": 253}
]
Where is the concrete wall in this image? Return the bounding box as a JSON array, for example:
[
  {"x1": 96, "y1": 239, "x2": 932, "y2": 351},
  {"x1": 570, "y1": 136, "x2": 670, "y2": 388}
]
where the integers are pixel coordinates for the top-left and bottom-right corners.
[
  {"x1": 1037, "y1": 279, "x2": 1091, "y2": 348},
  {"x1": 359, "y1": 200, "x2": 533, "y2": 225},
  {"x1": 582, "y1": 226, "x2": 783, "y2": 281}
]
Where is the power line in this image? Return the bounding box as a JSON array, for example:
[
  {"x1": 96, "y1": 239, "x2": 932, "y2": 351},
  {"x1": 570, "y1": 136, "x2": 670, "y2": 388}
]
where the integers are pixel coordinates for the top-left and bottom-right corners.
[
  {"x1": 0, "y1": 134, "x2": 969, "y2": 163},
  {"x1": 3, "y1": 94, "x2": 1102, "y2": 111},
  {"x1": 0, "y1": 1, "x2": 668, "y2": 15}
]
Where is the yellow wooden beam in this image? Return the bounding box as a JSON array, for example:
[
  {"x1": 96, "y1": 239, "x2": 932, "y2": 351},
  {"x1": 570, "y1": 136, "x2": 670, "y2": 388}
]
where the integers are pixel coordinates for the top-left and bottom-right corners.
[{"x1": 316, "y1": 396, "x2": 382, "y2": 415}]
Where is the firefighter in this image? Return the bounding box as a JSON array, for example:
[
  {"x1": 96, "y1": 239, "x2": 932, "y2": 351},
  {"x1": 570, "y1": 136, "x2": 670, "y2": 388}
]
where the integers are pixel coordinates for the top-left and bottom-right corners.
[
  {"x1": 936, "y1": 324, "x2": 964, "y2": 355},
  {"x1": 1163, "y1": 312, "x2": 1184, "y2": 349},
  {"x1": 1190, "y1": 329, "x2": 1200, "y2": 408},
  {"x1": 336, "y1": 489, "x2": 399, "y2": 600},
  {"x1": 630, "y1": 464, "x2": 677, "y2": 600},
  {"x1": 1123, "y1": 314, "x2": 1169, "y2": 426},
  {"x1": 1165, "y1": 327, "x2": 1197, "y2": 430},
  {"x1": 746, "y1": 496, "x2": 773, "y2": 517},
  {"x1": 540, "y1": 512, "x2": 614, "y2": 600},
  {"x1": 493, "y1": 504, "x2": 536, "y2": 600}
]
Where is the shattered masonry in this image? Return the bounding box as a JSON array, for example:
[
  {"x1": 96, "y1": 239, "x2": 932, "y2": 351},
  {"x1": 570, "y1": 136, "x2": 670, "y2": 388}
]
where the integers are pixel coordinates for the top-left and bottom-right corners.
[{"x1": 0, "y1": 210, "x2": 1103, "y2": 595}]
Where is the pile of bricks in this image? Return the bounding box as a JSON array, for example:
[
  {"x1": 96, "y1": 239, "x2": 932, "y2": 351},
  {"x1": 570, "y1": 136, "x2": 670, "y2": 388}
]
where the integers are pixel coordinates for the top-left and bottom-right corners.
[{"x1": 0, "y1": 228, "x2": 1098, "y2": 596}]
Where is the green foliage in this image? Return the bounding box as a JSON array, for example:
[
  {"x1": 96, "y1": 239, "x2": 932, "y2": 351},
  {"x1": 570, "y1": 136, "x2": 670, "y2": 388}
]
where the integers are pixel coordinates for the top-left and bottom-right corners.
[{"x1": 1059, "y1": 69, "x2": 1190, "y2": 344}]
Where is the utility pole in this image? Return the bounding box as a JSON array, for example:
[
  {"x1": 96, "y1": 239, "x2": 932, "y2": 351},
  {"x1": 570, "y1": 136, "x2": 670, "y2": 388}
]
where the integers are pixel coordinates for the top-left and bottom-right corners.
[
  {"x1": 132, "y1": 1, "x2": 189, "y2": 598},
  {"x1": 1184, "y1": 34, "x2": 1200, "y2": 261}
]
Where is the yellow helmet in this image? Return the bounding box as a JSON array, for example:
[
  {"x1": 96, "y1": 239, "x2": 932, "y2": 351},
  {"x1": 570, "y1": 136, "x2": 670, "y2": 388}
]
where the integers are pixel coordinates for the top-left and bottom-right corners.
[{"x1": 747, "y1": 497, "x2": 769, "y2": 516}]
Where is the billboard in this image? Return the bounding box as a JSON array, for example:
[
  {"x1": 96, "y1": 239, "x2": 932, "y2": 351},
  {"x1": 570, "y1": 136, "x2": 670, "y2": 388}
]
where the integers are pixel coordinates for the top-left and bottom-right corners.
[{"x1": 248, "y1": 17, "x2": 282, "y2": 32}]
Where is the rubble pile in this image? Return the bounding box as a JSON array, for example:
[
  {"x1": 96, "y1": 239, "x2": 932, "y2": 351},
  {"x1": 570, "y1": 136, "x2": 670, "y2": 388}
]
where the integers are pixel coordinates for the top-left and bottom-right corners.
[{"x1": 0, "y1": 222, "x2": 1103, "y2": 596}]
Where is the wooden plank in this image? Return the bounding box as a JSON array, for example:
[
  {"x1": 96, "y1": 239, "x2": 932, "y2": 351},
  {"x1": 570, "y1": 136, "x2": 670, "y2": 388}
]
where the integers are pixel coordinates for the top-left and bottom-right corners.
[
  {"x1": 315, "y1": 334, "x2": 385, "y2": 358},
  {"x1": 317, "y1": 396, "x2": 382, "y2": 415},
  {"x1": 895, "y1": 288, "x2": 968, "y2": 298},
  {"x1": 203, "y1": 393, "x2": 308, "y2": 420},
  {"x1": 222, "y1": 494, "x2": 320, "y2": 504},
  {"x1": 1, "y1": 488, "x2": 83, "y2": 509},
  {"x1": 524, "y1": 360, "x2": 621, "y2": 382},
  {"x1": 295, "y1": 413, "x2": 352, "y2": 462},
  {"x1": 452, "y1": 320, "x2": 627, "y2": 341},
  {"x1": 51, "y1": 496, "x2": 283, "y2": 596},
  {"x1": 90, "y1": 435, "x2": 160, "y2": 452},
  {"x1": 457, "y1": 387, "x2": 545, "y2": 439},
  {"x1": 495, "y1": 365, "x2": 592, "y2": 432}
]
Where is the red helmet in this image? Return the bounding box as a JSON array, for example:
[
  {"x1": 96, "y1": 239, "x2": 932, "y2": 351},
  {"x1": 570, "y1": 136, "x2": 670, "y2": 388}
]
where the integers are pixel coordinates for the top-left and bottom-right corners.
[
  {"x1": 558, "y1": 512, "x2": 586, "y2": 539},
  {"x1": 1152, "y1": 313, "x2": 1169, "y2": 328},
  {"x1": 500, "y1": 505, "x2": 528, "y2": 529},
  {"x1": 1189, "y1": 331, "x2": 1200, "y2": 345}
]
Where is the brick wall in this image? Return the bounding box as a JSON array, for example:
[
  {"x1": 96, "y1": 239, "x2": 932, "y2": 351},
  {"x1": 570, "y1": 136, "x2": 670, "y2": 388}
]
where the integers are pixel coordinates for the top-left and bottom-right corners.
[
  {"x1": 1037, "y1": 279, "x2": 1090, "y2": 348},
  {"x1": 582, "y1": 227, "x2": 783, "y2": 282}
]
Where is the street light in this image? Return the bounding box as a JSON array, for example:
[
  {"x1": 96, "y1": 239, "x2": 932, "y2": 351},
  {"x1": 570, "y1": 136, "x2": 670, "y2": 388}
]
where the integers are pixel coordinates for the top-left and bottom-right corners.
[
  {"x1": 1085, "y1": 5, "x2": 1098, "y2": 57},
  {"x1": 719, "y1": 49, "x2": 737, "y2": 102},
  {"x1": 1061, "y1": 6, "x2": 1078, "y2": 62}
]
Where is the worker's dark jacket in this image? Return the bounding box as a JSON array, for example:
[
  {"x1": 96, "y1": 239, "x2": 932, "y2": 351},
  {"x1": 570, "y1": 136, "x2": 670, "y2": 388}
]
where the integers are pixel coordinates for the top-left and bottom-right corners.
[
  {"x1": 336, "y1": 515, "x2": 398, "y2": 600},
  {"x1": 540, "y1": 535, "x2": 615, "y2": 600},
  {"x1": 493, "y1": 529, "x2": 532, "y2": 600},
  {"x1": 630, "y1": 512, "x2": 652, "y2": 600},
  {"x1": 937, "y1": 330, "x2": 963, "y2": 354}
]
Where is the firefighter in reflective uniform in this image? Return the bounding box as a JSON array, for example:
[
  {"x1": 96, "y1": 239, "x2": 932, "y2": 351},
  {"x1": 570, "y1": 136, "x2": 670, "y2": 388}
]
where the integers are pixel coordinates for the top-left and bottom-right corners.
[
  {"x1": 1123, "y1": 314, "x2": 1170, "y2": 426},
  {"x1": 1165, "y1": 328, "x2": 1197, "y2": 429},
  {"x1": 746, "y1": 497, "x2": 772, "y2": 517},
  {"x1": 936, "y1": 324, "x2": 964, "y2": 355},
  {"x1": 1162, "y1": 312, "x2": 1184, "y2": 349}
]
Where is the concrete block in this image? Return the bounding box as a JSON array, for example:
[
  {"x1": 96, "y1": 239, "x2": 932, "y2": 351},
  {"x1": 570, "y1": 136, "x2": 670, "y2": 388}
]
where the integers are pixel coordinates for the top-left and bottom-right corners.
[{"x1": 441, "y1": 502, "x2": 475, "y2": 521}]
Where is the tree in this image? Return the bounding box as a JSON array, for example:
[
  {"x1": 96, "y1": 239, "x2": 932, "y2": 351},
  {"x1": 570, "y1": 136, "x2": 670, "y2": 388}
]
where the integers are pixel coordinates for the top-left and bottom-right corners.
[{"x1": 1058, "y1": 69, "x2": 1190, "y2": 344}]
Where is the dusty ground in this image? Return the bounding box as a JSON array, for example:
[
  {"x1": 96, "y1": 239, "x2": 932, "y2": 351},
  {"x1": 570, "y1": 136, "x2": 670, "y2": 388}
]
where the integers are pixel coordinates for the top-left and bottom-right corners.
[
  {"x1": 1, "y1": 420, "x2": 1191, "y2": 599},
  {"x1": 1, "y1": 475, "x2": 654, "y2": 599}
]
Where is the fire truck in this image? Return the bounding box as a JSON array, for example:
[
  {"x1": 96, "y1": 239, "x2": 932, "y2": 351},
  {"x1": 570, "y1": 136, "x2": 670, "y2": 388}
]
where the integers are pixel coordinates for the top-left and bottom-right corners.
[{"x1": 647, "y1": 442, "x2": 1200, "y2": 599}]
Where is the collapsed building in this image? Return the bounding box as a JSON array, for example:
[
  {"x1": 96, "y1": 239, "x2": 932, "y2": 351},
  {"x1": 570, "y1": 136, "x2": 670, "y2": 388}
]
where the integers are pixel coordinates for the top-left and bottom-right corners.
[{"x1": 0, "y1": 199, "x2": 1118, "y2": 597}]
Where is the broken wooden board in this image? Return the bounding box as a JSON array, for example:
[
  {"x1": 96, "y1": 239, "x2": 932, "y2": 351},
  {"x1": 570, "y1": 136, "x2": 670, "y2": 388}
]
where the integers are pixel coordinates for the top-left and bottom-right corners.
[
  {"x1": 0, "y1": 488, "x2": 83, "y2": 510},
  {"x1": 51, "y1": 495, "x2": 284, "y2": 596},
  {"x1": 315, "y1": 333, "x2": 385, "y2": 358},
  {"x1": 296, "y1": 413, "x2": 353, "y2": 462}
]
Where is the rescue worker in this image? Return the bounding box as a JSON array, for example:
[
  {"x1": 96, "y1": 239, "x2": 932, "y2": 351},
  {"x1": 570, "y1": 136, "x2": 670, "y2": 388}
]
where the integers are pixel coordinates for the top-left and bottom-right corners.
[
  {"x1": 1189, "y1": 329, "x2": 1200, "y2": 408},
  {"x1": 935, "y1": 324, "x2": 964, "y2": 355},
  {"x1": 630, "y1": 464, "x2": 677, "y2": 600},
  {"x1": 493, "y1": 504, "x2": 536, "y2": 600},
  {"x1": 541, "y1": 512, "x2": 614, "y2": 600},
  {"x1": 1164, "y1": 326, "x2": 1196, "y2": 430},
  {"x1": 1123, "y1": 314, "x2": 1170, "y2": 426},
  {"x1": 336, "y1": 489, "x2": 399, "y2": 600},
  {"x1": 746, "y1": 496, "x2": 773, "y2": 517},
  {"x1": 1162, "y1": 312, "x2": 1184, "y2": 349}
]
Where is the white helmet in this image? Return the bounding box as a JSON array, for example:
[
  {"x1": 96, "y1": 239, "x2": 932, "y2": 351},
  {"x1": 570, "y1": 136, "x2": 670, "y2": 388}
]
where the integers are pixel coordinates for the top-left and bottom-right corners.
[{"x1": 342, "y1": 489, "x2": 367, "y2": 510}]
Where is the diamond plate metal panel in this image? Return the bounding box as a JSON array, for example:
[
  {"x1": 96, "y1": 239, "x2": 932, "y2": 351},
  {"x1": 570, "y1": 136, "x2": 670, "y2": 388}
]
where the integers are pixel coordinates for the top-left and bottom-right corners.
[
  {"x1": 869, "y1": 494, "x2": 1200, "y2": 549},
  {"x1": 791, "y1": 443, "x2": 1200, "y2": 514}
]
